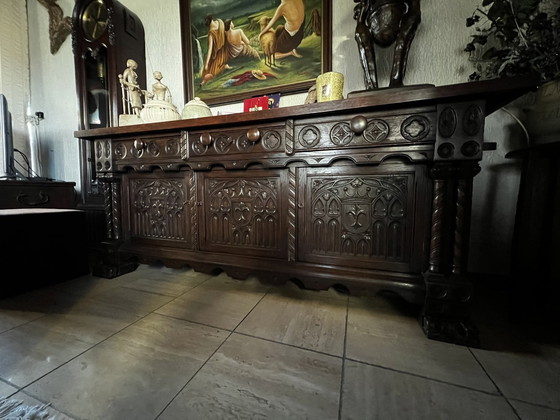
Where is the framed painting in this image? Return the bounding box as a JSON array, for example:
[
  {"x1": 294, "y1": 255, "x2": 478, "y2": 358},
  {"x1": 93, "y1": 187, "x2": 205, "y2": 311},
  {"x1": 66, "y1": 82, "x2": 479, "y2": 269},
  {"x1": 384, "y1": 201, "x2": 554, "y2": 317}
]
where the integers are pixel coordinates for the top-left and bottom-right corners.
[{"x1": 180, "y1": 0, "x2": 332, "y2": 105}]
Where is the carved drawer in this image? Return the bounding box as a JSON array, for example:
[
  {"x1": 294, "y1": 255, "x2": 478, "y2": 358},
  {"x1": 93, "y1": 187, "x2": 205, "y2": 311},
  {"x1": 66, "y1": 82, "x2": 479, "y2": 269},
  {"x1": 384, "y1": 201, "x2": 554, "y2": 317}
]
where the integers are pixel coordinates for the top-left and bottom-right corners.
[
  {"x1": 186, "y1": 122, "x2": 287, "y2": 169},
  {"x1": 0, "y1": 180, "x2": 76, "y2": 209},
  {"x1": 96, "y1": 133, "x2": 187, "y2": 173},
  {"x1": 294, "y1": 108, "x2": 436, "y2": 152}
]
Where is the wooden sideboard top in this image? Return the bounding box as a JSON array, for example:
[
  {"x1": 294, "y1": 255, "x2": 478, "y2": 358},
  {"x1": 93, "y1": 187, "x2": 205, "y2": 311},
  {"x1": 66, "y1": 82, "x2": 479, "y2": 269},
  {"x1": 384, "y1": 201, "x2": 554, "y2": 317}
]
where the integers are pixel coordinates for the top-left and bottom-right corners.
[
  {"x1": 0, "y1": 179, "x2": 75, "y2": 187},
  {"x1": 74, "y1": 77, "x2": 538, "y2": 140}
]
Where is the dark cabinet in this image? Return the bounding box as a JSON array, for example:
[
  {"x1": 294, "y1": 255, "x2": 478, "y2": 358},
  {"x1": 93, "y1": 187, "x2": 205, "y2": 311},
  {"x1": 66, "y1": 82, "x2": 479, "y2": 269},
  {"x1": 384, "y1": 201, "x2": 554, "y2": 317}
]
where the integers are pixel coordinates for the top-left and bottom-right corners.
[{"x1": 75, "y1": 77, "x2": 537, "y2": 345}]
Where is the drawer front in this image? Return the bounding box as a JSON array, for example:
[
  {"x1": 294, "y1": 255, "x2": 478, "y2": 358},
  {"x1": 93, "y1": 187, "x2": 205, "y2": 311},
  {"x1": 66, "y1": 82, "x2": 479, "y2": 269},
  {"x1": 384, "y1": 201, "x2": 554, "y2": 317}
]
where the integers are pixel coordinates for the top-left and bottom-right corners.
[
  {"x1": 198, "y1": 168, "x2": 288, "y2": 259},
  {"x1": 107, "y1": 133, "x2": 186, "y2": 172},
  {"x1": 298, "y1": 163, "x2": 430, "y2": 272},
  {"x1": 188, "y1": 123, "x2": 286, "y2": 159},
  {"x1": 294, "y1": 108, "x2": 436, "y2": 153},
  {"x1": 0, "y1": 182, "x2": 76, "y2": 209}
]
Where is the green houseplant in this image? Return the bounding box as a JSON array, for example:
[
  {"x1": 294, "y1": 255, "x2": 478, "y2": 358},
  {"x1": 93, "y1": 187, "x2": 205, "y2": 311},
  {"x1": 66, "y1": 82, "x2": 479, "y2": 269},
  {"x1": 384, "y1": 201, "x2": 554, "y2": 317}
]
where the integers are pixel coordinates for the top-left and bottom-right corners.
[
  {"x1": 465, "y1": 0, "x2": 560, "y2": 146},
  {"x1": 465, "y1": 0, "x2": 559, "y2": 84}
]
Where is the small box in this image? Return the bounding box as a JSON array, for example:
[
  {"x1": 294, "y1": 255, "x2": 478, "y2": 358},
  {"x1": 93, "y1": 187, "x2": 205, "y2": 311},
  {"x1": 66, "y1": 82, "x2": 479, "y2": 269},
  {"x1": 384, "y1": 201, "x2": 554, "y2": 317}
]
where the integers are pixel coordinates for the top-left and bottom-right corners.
[{"x1": 244, "y1": 96, "x2": 269, "y2": 112}]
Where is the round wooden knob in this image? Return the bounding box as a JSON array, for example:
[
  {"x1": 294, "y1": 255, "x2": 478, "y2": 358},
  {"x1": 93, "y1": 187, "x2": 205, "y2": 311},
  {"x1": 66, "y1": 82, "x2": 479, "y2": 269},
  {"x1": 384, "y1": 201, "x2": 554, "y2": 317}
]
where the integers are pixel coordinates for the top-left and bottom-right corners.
[
  {"x1": 200, "y1": 132, "x2": 212, "y2": 145},
  {"x1": 133, "y1": 139, "x2": 145, "y2": 150},
  {"x1": 247, "y1": 128, "x2": 261, "y2": 142},
  {"x1": 350, "y1": 115, "x2": 368, "y2": 135}
]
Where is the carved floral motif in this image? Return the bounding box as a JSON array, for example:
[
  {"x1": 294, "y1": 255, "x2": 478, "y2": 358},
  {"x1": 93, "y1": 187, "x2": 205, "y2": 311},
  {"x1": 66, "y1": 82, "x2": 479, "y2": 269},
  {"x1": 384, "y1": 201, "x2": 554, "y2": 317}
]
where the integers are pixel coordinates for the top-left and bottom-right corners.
[
  {"x1": 299, "y1": 126, "x2": 321, "y2": 148},
  {"x1": 401, "y1": 115, "x2": 430, "y2": 141},
  {"x1": 363, "y1": 119, "x2": 390, "y2": 143}
]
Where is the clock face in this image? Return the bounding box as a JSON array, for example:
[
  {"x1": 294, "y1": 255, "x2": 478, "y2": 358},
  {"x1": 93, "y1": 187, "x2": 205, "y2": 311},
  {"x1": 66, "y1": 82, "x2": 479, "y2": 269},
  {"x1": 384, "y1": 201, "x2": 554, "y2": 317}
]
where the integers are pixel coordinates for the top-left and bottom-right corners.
[{"x1": 81, "y1": 0, "x2": 108, "y2": 41}]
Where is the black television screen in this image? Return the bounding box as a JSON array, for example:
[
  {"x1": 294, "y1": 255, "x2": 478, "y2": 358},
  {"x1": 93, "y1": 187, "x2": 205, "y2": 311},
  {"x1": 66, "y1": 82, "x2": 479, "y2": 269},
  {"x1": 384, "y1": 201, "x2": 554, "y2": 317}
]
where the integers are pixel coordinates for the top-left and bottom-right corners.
[{"x1": 0, "y1": 93, "x2": 16, "y2": 178}]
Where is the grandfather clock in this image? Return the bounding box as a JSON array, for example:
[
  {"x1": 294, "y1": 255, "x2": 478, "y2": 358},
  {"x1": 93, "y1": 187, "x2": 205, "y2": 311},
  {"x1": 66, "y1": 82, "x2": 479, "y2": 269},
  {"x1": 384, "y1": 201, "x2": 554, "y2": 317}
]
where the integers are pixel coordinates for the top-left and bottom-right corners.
[
  {"x1": 72, "y1": 0, "x2": 145, "y2": 276},
  {"x1": 72, "y1": 0, "x2": 146, "y2": 130}
]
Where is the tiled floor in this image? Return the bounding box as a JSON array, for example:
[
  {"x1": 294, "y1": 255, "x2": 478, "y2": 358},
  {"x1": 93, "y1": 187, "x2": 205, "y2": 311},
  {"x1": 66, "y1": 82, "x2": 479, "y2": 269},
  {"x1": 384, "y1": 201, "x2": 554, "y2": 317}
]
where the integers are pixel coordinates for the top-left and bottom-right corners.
[{"x1": 0, "y1": 264, "x2": 558, "y2": 420}]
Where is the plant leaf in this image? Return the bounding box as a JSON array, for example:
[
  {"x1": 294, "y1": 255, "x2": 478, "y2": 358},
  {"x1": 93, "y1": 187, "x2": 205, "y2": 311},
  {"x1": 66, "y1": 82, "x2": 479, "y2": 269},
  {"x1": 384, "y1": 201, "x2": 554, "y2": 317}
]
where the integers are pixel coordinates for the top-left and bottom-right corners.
[{"x1": 481, "y1": 47, "x2": 499, "y2": 60}]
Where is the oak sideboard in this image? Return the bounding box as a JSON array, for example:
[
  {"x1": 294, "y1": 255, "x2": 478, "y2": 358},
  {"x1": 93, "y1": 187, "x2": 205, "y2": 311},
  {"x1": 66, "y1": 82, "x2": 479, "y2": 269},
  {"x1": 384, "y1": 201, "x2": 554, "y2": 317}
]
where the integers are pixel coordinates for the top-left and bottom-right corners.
[{"x1": 75, "y1": 77, "x2": 537, "y2": 345}]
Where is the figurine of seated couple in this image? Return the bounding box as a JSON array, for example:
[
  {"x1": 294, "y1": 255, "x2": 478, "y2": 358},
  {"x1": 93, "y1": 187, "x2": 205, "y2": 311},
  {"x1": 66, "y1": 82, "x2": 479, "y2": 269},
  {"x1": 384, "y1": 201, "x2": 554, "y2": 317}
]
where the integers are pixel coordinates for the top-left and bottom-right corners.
[
  {"x1": 118, "y1": 60, "x2": 180, "y2": 124},
  {"x1": 141, "y1": 70, "x2": 181, "y2": 122}
]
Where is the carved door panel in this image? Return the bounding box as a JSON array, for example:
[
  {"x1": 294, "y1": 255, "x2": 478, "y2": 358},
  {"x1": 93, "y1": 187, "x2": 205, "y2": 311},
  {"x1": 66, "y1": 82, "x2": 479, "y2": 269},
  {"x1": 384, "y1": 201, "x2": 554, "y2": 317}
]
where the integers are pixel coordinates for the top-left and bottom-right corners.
[
  {"x1": 199, "y1": 168, "x2": 288, "y2": 259},
  {"x1": 122, "y1": 171, "x2": 194, "y2": 249},
  {"x1": 298, "y1": 163, "x2": 430, "y2": 273}
]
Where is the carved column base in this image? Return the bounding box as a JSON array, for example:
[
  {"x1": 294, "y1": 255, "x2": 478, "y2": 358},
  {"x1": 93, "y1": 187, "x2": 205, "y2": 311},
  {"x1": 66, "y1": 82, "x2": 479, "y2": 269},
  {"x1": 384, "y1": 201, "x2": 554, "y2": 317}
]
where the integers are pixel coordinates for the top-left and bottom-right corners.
[
  {"x1": 421, "y1": 272, "x2": 479, "y2": 347},
  {"x1": 91, "y1": 240, "x2": 138, "y2": 279}
]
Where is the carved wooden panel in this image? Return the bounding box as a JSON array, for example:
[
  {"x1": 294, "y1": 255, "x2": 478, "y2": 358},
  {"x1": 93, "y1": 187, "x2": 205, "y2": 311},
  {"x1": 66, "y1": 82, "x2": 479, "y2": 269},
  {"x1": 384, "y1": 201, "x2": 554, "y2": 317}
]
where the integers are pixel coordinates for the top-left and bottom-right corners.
[
  {"x1": 435, "y1": 101, "x2": 485, "y2": 161},
  {"x1": 188, "y1": 123, "x2": 285, "y2": 157},
  {"x1": 199, "y1": 169, "x2": 288, "y2": 259},
  {"x1": 112, "y1": 133, "x2": 187, "y2": 171},
  {"x1": 294, "y1": 108, "x2": 436, "y2": 152},
  {"x1": 298, "y1": 163, "x2": 430, "y2": 272},
  {"x1": 122, "y1": 171, "x2": 193, "y2": 248}
]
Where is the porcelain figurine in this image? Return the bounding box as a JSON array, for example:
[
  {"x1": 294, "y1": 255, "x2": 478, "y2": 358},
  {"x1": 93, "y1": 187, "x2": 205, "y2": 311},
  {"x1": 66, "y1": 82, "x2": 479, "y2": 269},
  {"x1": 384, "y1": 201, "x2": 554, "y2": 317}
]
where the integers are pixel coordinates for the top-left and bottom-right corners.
[
  {"x1": 118, "y1": 58, "x2": 144, "y2": 125},
  {"x1": 140, "y1": 71, "x2": 181, "y2": 123}
]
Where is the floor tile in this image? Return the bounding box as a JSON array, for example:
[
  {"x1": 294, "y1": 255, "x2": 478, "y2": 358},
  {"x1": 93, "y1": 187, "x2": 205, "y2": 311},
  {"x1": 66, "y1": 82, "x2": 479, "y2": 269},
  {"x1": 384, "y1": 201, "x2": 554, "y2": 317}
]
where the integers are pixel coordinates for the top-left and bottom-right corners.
[
  {"x1": 155, "y1": 273, "x2": 269, "y2": 330},
  {"x1": 122, "y1": 267, "x2": 210, "y2": 297},
  {"x1": 48, "y1": 273, "x2": 135, "y2": 299},
  {"x1": 128, "y1": 264, "x2": 200, "y2": 280},
  {"x1": 346, "y1": 294, "x2": 497, "y2": 392},
  {"x1": 0, "y1": 287, "x2": 79, "y2": 315},
  {"x1": 0, "y1": 381, "x2": 18, "y2": 399},
  {"x1": 341, "y1": 360, "x2": 517, "y2": 420},
  {"x1": 159, "y1": 333, "x2": 342, "y2": 420},
  {"x1": 0, "y1": 319, "x2": 95, "y2": 387},
  {"x1": 81, "y1": 285, "x2": 175, "y2": 318},
  {"x1": 21, "y1": 298, "x2": 142, "y2": 346},
  {"x1": 25, "y1": 313, "x2": 229, "y2": 420},
  {"x1": 511, "y1": 400, "x2": 560, "y2": 420},
  {"x1": 0, "y1": 306, "x2": 45, "y2": 334},
  {"x1": 237, "y1": 281, "x2": 347, "y2": 356},
  {"x1": 472, "y1": 345, "x2": 560, "y2": 410}
]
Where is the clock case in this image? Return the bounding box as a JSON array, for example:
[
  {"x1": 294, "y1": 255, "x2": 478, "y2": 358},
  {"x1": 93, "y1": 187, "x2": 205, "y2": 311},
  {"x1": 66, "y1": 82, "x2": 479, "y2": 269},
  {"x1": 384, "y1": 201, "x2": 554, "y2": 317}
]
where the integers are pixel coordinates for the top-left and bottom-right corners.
[
  {"x1": 71, "y1": 0, "x2": 146, "y2": 275},
  {"x1": 72, "y1": 0, "x2": 146, "y2": 130}
]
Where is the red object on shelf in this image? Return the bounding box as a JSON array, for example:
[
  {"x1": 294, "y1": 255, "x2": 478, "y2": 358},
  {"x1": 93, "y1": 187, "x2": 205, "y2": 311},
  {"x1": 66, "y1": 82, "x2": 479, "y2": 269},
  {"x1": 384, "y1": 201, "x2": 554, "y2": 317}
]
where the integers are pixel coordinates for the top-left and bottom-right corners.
[{"x1": 244, "y1": 96, "x2": 269, "y2": 112}]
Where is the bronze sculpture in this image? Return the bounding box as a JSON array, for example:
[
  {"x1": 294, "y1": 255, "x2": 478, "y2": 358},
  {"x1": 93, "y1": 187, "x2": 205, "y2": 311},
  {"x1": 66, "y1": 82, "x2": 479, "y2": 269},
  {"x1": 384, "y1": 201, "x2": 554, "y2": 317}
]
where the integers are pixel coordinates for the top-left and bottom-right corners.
[{"x1": 353, "y1": 0, "x2": 421, "y2": 89}]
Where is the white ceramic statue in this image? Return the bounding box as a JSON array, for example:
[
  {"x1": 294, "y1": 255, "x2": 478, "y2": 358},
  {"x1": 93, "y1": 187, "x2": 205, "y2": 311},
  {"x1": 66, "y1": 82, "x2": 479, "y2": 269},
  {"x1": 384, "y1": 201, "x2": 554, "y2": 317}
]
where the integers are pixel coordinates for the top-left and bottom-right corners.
[
  {"x1": 140, "y1": 71, "x2": 181, "y2": 123},
  {"x1": 118, "y1": 58, "x2": 144, "y2": 126}
]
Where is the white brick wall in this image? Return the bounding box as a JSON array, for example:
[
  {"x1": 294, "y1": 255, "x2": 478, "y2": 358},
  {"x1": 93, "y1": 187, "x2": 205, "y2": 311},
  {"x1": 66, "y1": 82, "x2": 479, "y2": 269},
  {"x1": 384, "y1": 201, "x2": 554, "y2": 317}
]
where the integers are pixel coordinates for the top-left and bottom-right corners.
[{"x1": 0, "y1": 0, "x2": 30, "y2": 176}]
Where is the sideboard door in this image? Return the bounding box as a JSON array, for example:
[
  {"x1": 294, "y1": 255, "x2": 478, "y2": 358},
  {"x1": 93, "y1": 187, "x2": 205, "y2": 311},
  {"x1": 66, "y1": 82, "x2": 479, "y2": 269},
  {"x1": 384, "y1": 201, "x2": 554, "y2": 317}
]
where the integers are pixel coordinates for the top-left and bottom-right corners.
[
  {"x1": 297, "y1": 162, "x2": 431, "y2": 274},
  {"x1": 198, "y1": 168, "x2": 289, "y2": 260},
  {"x1": 121, "y1": 171, "x2": 194, "y2": 250}
]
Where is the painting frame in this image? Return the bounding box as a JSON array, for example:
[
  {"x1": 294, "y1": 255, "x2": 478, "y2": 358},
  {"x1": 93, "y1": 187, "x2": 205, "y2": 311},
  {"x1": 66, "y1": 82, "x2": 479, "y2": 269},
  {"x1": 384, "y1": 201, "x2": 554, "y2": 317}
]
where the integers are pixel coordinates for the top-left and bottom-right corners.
[{"x1": 179, "y1": 0, "x2": 332, "y2": 106}]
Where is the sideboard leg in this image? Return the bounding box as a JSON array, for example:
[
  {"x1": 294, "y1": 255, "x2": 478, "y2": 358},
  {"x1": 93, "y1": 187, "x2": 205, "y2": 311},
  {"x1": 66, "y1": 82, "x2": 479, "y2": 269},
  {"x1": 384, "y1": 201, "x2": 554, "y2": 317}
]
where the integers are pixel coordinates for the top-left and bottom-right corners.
[
  {"x1": 91, "y1": 174, "x2": 138, "y2": 278},
  {"x1": 421, "y1": 272, "x2": 479, "y2": 347},
  {"x1": 91, "y1": 240, "x2": 138, "y2": 278},
  {"x1": 422, "y1": 162, "x2": 481, "y2": 346}
]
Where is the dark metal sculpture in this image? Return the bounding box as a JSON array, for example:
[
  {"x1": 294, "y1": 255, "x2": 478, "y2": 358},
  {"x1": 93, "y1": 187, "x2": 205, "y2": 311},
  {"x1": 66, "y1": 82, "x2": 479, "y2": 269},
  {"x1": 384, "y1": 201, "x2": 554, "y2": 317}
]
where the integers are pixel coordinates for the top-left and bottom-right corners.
[{"x1": 353, "y1": 0, "x2": 421, "y2": 89}]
